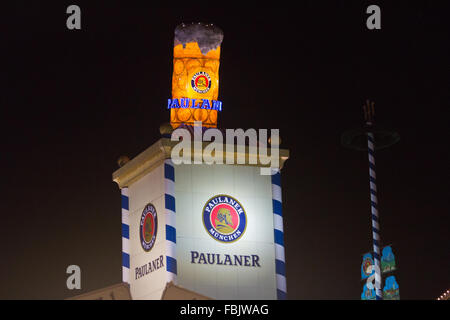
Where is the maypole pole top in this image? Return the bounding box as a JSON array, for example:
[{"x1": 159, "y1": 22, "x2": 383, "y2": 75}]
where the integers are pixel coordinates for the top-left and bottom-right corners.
[
  {"x1": 341, "y1": 100, "x2": 400, "y2": 151},
  {"x1": 341, "y1": 128, "x2": 400, "y2": 151}
]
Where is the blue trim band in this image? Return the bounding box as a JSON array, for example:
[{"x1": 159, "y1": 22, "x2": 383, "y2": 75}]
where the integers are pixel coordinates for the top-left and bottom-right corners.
[
  {"x1": 274, "y1": 229, "x2": 284, "y2": 246},
  {"x1": 166, "y1": 225, "x2": 176, "y2": 243},
  {"x1": 164, "y1": 163, "x2": 175, "y2": 182},
  {"x1": 271, "y1": 172, "x2": 281, "y2": 186},
  {"x1": 166, "y1": 256, "x2": 177, "y2": 274},
  {"x1": 275, "y1": 259, "x2": 286, "y2": 276},
  {"x1": 277, "y1": 289, "x2": 287, "y2": 300},
  {"x1": 165, "y1": 194, "x2": 176, "y2": 212},
  {"x1": 121, "y1": 195, "x2": 129, "y2": 211},
  {"x1": 273, "y1": 199, "x2": 283, "y2": 216},
  {"x1": 122, "y1": 252, "x2": 130, "y2": 268},
  {"x1": 122, "y1": 223, "x2": 129, "y2": 239}
]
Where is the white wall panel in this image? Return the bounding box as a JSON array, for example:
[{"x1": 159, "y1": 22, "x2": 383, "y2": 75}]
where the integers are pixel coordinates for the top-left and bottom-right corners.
[{"x1": 175, "y1": 163, "x2": 276, "y2": 300}]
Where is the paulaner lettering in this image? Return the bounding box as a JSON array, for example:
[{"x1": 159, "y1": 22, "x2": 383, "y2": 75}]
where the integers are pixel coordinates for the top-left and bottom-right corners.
[
  {"x1": 190, "y1": 251, "x2": 260, "y2": 267},
  {"x1": 168, "y1": 98, "x2": 222, "y2": 111},
  {"x1": 135, "y1": 255, "x2": 164, "y2": 280}
]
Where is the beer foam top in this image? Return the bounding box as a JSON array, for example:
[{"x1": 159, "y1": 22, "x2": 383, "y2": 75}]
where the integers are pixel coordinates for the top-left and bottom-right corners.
[{"x1": 174, "y1": 23, "x2": 224, "y2": 55}]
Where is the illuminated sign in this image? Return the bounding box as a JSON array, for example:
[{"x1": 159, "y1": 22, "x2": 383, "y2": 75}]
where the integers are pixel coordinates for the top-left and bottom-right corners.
[
  {"x1": 202, "y1": 195, "x2": 246, "y2": 243},
  {"x1": 170, "y1": 23, "x2": 223, "y2": 128},
  {"x1": 167, "y1": 98, "x2": 222, "y2": 111},
  {"x1": 139, "y1": 203, "x2": 158, "y2": 252},
  {"x1": 173, "y1": 164, "x2": 277, "y2": 299},
  {"x1": 120, "y1": 161, "x2": 278, "y2": 299}
]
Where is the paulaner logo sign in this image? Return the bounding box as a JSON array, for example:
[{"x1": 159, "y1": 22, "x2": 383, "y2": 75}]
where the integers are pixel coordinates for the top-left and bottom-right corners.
[
  {"x1": 202, "y1": 195, "x2": 246, "y2": 243},
  {"x1": 139, "y1": 204, "x2": 158, "y2": 252},
  {"x1": 191, "y1": 71, "x2": 212, "y2": 94}
]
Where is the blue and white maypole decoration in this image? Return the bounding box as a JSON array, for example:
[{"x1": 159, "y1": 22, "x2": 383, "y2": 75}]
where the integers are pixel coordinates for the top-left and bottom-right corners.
[
  {"x1": 164, "y1": 159, "x2": 177, "y2": 283},
  {"x1": 121, "y1": 187, "x2": 130, "y2": 283},
  {"x1": 364, "y1": 101, "x2": 382, "y2": 300},
  {"x1": 272, "y1": 168, "x2": 287, "y2": 300}
]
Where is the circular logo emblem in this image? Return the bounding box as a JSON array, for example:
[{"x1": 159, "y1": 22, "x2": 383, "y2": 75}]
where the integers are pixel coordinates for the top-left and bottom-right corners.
[
  {"x1": 139, "y1": 203, "x2": 158, "y2": 252},
  {"x1": 202, "y1": 195, "x2": 246, "y2": 243},
  {"x1": 191, "y1": 71, "x2": 212, "y2": 94}
]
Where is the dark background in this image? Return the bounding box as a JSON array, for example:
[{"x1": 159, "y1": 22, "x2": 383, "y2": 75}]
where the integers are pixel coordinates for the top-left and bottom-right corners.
[{"x1": 1, "y1": 1, "x2": 448, "y2": 299}]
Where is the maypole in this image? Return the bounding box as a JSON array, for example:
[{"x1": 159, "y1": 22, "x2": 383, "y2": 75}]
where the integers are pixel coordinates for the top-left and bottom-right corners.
[
  {"x1": 364, "y1": 101, "x2": 382, "y2": 299},
  {"x1": 341, "y1": 99, "x2": 400, "y2": 300}
]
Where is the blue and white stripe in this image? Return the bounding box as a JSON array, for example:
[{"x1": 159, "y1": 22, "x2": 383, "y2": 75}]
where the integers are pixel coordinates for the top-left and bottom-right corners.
[
  {"x1": 121, "y1": 187, "x2": 130, "y2": 283},
  {"x1": 164, "y1": 159, "x2": 177, "y2": 283},
  {"x1": 367, "y1": 132, "x2": 382, "y2": 300},
  {"x1": 272, "y1": 169, "x2": 287, "y2": 300}
]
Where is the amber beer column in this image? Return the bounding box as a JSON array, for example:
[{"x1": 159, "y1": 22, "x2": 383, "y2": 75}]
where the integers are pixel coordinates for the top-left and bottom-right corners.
[{"x1": 170, "y1": 23, "x2": 223, "y2": 128}]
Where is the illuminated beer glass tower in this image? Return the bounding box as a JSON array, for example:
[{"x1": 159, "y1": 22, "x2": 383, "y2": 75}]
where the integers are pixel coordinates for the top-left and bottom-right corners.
[
  {"x1": 113, "y1": 23, "x2": 289, "y2": 300},
  {"x1": 170, "y1": 22, "x2": 222, "y2": 128}
]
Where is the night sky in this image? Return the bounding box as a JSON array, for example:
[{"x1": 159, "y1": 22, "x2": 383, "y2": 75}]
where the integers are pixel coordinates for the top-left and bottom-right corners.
[{"x1": 2, "y1": 2, "x2": 449, "y2": 299}]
